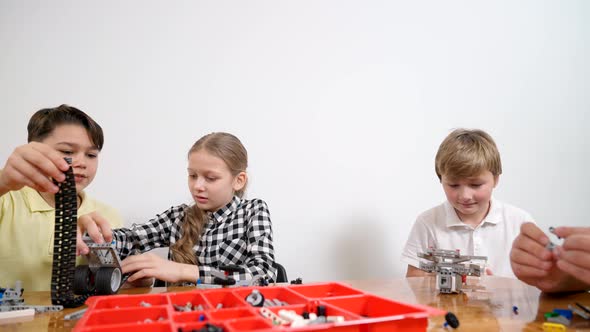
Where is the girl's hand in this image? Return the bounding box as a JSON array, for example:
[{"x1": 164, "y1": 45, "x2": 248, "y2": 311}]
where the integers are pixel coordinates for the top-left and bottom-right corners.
[
  {"x1": 554, "y1": 227, "x2": 590, "y2": 287},
  {"x1": 121, "y1": 253, "x2": 199, "y2": 283}
]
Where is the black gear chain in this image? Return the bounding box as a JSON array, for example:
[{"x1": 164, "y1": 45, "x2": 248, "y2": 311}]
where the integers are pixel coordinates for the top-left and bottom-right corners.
[{"x1": 50, "y1": 158, "x2": 89, "y2": 307}]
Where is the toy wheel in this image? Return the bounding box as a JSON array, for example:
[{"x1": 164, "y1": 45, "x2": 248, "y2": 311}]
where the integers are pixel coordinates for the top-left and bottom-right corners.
[
  {"x1": 73, "y1": 265, "x2": 95, "y2": 295},
  {"x1": 445, "y1": 312, "x2": 460, "y2": 328},
  {"x1": 95, "y1": 267, "x2": 122, "y2": 295}
]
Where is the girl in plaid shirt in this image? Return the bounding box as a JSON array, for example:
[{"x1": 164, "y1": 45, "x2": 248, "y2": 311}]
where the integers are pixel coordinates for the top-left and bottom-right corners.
[{"x1": 82, "y1": 132, "x2": 276, "y2": 284}]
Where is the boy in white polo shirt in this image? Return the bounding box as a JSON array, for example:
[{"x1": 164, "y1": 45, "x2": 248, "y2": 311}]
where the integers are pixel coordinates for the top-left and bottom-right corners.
[{"x1": 401, "y1": 128, "x2": 533, "y2": 278}]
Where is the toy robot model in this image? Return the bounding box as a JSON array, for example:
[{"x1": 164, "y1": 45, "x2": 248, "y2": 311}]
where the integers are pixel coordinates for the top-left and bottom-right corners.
[{"x1": 418, "y1": 248, "x2": 487, "y2": 294}]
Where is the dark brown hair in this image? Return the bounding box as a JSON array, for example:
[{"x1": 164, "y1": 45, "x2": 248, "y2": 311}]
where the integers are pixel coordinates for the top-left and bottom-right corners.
[{"x1": 27, "y1": 104, "x2": 104, "y2": 150}]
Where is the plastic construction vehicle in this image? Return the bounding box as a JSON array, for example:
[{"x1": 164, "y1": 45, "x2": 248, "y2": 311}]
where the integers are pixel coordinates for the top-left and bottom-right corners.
[
  {"x1": 74, "y1": 236, "x2": 128, "y2": 296},
  {"x1": 418, "y1": 247, "x2": 487, "y2": 294}
]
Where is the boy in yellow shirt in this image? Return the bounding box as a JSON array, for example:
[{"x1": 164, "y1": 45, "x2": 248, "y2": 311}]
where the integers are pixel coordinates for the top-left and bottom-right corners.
[{"x1": 0, "y1": 105, "x2": 122, "y2": 291}]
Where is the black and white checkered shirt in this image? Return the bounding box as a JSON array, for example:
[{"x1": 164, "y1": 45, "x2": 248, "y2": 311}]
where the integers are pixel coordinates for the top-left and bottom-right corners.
[{"x1": 112, "y1": 196, "x2": 276, "y2": 283}]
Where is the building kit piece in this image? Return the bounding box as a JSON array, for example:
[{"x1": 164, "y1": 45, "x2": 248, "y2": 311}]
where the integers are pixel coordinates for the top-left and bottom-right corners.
[
  {"x1": 51, "y1": 158, "x2": 90, "y2": 308},
  {"x1": 418, "y1": 248, "x2": 487, "y2": 294},
  {"x1": 544, "y1": 312, "x2": 571, "y2": 326},
  {"x1": 245, "y1": 289, "x2": 265, "y2": 307},
  {"x1": 64, "y1": 308, "x2": 88, "y2": 320},
  {"x1": 203, "y1": 264, "x2": 270, "y2": 288},
  {"x1": 0, "y1": 308, "x2": 34, "y2": 321},
  {"x1": 569, "y1": 304, "x2": 590, "y2": 320},
  {"x1": 74, "y1": 237, "x2": 127, "y2": 296},
  {"x1": 546, "y1": 226, "x2": 563, "y2": 251},
  {"x1": 542, "y1": 322, "x2": 566, "y2": 332},
  {"x1": 0, "y1": 281, "x2": 63, "y2": 314},
  {"x1": 444, "y1": 312, "x2": 459, "y2": 328}
]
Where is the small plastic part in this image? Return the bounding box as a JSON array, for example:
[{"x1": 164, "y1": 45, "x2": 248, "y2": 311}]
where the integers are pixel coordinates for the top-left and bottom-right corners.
[
  {"x1": 544, "y1": 312, "x2": 570, "y2": 326},
  {"x1": 245, "y1": 290, "x2": 265, "y2": 307},
  {"x1": 569, "y1": 304, "x2": 590, "y2": 319},
  {"x1": 576, "y1": 302, "x2": 590, "y2": 315},
  {"x1": 219, "y1": 265, "x2": 244, "y2": 273},
  {"x1": 317, "y1": 305, "x2": 326, "y2": 317},
  {"x1": 259, "y1": 307, "x2": 289, "y2": 325},
  {"x1": 290, "y1": 278, "x2": 303, "y2": 285},
  {"x1": 327, "y1": 315, "x2": 345, "y2": 322},
  {"x1": 552, "y1": 309, "x2": 572, "y2": 320},
  {"x1": 542, "y1": 322, "x2": 566, "y2": 332},
  {"x1": 445, "y1": 312, "x2": 459, "y2": 328},
  {"x1": 213, "y1": 276, "x2": 236, "y2": 286},
  {"x1": 0, "y1": 308, "x2": 35, "y2": 320},
  {"x1": 63, "y1": 308, "x2": 88, "y2": 320},
  {"x1": 549, "y1": 226, "x2": 562, "y2": 239},
  {"x1": 278, "y1": 309, "x2": 302, "y2": 322}
]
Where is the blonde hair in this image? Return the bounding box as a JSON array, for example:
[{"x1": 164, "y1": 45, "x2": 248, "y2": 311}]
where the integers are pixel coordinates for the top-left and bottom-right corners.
[
  {"x1": 435, "y1": 128, "x2": 502, "y2": 181},
  {"x1": 170, "y1": 132, "x2": 249, "y2": 265}
]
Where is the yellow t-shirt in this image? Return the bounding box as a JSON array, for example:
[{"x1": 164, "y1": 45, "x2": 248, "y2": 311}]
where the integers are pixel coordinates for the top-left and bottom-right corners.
[{"x1": 0, "y1": 186, "x2": 123, "y2": 291}]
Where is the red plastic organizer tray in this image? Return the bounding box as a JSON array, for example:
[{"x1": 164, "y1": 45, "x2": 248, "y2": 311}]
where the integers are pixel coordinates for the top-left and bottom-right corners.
[{"x1": 73, "y1": 282, "x2": 445, "y2": 332}]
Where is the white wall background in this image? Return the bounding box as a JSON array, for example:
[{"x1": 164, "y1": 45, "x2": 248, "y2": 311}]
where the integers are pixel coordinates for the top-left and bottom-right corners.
[{"x1": 1, "y1": 1, "x2": 589, "y2": 282}]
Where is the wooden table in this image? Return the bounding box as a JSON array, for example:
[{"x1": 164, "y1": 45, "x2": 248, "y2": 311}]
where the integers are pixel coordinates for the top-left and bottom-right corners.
[{"x1": 2, "y1": 276, "x2": 589, "y2": 331}]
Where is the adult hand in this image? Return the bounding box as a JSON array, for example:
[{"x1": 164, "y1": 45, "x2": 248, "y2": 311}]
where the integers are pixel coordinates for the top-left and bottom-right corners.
[
  {"x1": 554, "y1": 227, "x2": 590, "y2": 287},
  {"x1": 510, "y1": 222, "x2": 568, "y2": 292},
  {"x1": 511, "y1": 222, "x2": 585, "y2": 292}
]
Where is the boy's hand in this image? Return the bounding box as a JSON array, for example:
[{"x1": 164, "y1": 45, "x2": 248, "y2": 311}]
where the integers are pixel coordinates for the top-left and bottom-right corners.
[
  {"x1": 121, "y1": 253, "x2": 198, "y2": 284},
  {"x1": 0, "y1": 142, "x2": 69, "y2": 195},
  {"x1": 554, "y1": 227, "x2": 590, "y2": 286},
  {"x1": 76, "y1": 212, "x2": 113, "y2": 255}
]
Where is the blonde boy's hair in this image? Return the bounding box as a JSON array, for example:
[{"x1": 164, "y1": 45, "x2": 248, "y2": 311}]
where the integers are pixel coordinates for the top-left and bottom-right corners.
[{"x1": 435, "y1": 128, "x2": 502, "y2": 181}]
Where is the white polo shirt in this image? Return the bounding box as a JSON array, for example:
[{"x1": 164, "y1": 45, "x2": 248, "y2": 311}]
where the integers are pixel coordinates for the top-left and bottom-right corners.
[{"x1": 401, "y1": 198, "x2": 533, "y2": 278}]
